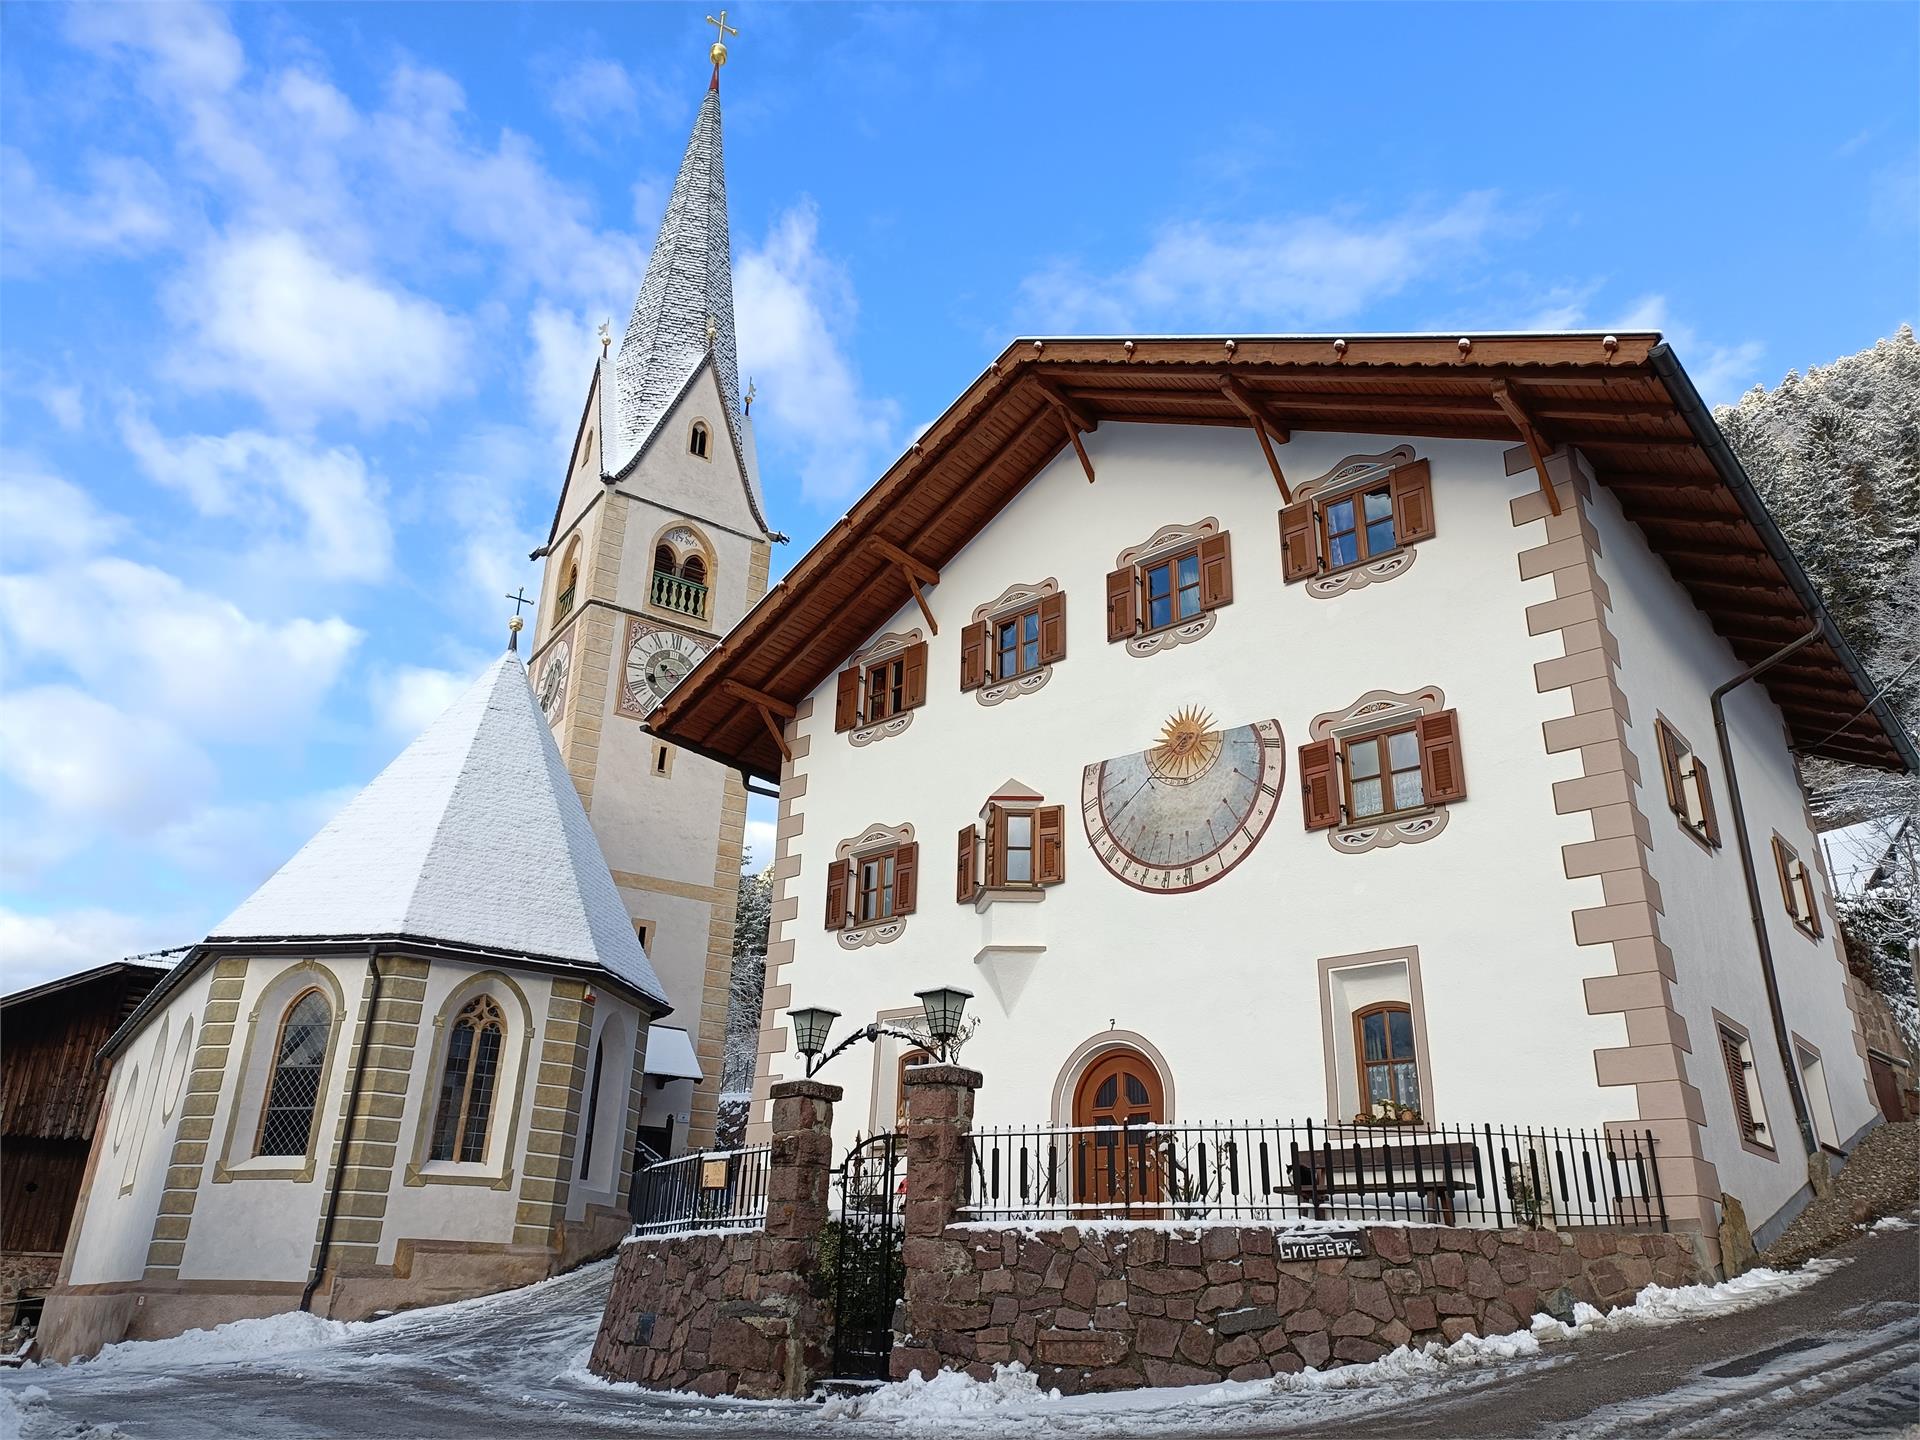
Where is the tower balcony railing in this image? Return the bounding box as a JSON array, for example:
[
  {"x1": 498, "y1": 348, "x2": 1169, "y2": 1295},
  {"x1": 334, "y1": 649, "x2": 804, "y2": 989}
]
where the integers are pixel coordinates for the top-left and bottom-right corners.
[
  {"x1": 554, "y1": 584, "x2": 576, "y2": 622},
  {"x1": 651, "y1": 570, "x2": 709, "y2": 620}
]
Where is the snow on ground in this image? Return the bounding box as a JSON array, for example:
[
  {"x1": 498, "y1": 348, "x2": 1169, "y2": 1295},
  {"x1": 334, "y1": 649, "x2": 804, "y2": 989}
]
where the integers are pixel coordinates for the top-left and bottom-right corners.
[
  {"x1": 83, "y1": 1313, "x2": 355, "y2": 1373},
  {"x1": 821, "y1": 1262, "x2": 1845, "y2": 1428},
  {"x1": 1865, "y1": 1213, "x2": 1913, "y2": 1232}
]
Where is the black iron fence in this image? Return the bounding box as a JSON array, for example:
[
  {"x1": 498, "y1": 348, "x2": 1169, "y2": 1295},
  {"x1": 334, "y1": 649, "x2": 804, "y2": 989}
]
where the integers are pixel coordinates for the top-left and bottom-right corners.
[
  {"x1": 629, "y1": 1145, "x2": 772, "y2": 1236},
  {"x1": 964, "y1": 1120, "x2": 1667, "y2": 1231}
]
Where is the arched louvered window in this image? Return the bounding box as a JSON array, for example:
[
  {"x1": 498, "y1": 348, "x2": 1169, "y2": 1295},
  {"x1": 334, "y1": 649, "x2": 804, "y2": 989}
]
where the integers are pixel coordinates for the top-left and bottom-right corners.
[
  {"x1": 689, "y1": 420, "x2": 710, "y2": 459},
  {"x1": 257, "y1": 990, "x2": 331, "y2": 1157},
  {"x1": 430, "y1": 995, "x2": 506, "y2": 1163}
]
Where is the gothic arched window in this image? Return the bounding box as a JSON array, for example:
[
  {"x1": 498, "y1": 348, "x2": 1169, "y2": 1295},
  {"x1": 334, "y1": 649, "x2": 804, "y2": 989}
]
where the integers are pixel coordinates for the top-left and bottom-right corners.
[
  {"x1": 430, "y1": 995, "x2": 506, "y2": 1163},
  {"x1": 680, "y1": 554, "x2": 706, "y2": 587},
  {"x1": 689, "y1": 420, "x2": 710, "y2": 459},
  {"x1": 257, "y1": 990, "x2": 331, "y2": 1157}
]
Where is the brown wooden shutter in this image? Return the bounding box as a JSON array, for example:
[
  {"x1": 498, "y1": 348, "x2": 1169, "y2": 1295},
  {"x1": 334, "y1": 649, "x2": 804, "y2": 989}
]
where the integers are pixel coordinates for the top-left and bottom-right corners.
[
  {"x1": 1300, "y1": 739, "x2": 1340, "y2": 830},
  {"x1": 1038, "y1": 591, "x2": 1067, "y2": 665},
  {"x1": 1694, "y1": 761, "x2": 1721, "y2": 847},
  {"x1": 1802, "y1": 867, "x2": 1823, "y2": 938},
  {"x1": 1772, "y1": 836, "x2": 1794, "y2": 915},
  {"x1": 1105, "y1": 566, "x2": 1137, "y2": 642},
  {"x1": 900, "y1": 641, "x2": 928, "y2": 710},
  {"x1": 824, "y1": 859, "x2": 849, "y2": 929},
  {"x1": 1418, "y1": 709, "x2": 1467, "y2": 804},
  {"x1": 834, "y1": 667, "x2": 861, "y2": 732},
  {"x1": 1656, "y1": 720, "x2": 1686, "y2": 817},
  {"x1": 956, "y1": 826, "x2": 979, "y2": 904},
  {"x1": 1719, "y1": 1028, "x2": 1757, "y2": 1143},
  {"x1": 1388, "y1": 458, "x2": 1436, "y2": 545},
  {"x1": 1198, "y1": 532, "x2": 1234, "y2": 609},
  {"x1": 985, "y1": 805, "x2": 1007, "y2": 888},
  {"x1": 960, "y1": 622, "x2": 988, "y2": 692},
  {"x1": 1036, "y1": 805, "x2": 1066, "y2": 885},
  {"x1": 1279, "y1": 501, "x2": 1318, "y2": 583},
  {"x1": 892, "y1": 842, "x2": 918, "y2": 916}
]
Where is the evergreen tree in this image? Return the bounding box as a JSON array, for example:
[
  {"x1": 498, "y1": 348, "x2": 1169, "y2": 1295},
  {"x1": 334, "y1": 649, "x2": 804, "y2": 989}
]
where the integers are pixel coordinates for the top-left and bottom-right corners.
[{"x1": 714, "y1": 862, "x2": 771, "y2": 1146}]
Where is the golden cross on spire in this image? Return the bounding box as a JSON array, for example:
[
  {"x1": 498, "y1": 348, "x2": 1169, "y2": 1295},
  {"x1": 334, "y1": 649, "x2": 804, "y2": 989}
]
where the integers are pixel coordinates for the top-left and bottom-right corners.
[{"x1": 705, "y1": 11, "x2": 738, "y2": 70}]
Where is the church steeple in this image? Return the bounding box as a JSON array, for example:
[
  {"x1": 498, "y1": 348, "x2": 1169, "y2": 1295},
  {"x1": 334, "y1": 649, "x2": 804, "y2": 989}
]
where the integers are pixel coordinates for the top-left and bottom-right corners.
[{"x1": 612, "y1": 77, "x2": 740, "y2": 472}]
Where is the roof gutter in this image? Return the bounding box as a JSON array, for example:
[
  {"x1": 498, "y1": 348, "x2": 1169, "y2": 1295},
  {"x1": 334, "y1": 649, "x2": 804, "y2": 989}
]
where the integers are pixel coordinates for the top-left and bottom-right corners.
[{"x1": 1648, "y1": 343, "x2": 1919, "y2": 774}]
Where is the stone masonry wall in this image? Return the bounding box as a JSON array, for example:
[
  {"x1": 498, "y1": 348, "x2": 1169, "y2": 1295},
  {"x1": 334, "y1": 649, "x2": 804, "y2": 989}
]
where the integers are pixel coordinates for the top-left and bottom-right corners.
[
  {"x1": 893, "y1": 1220, "x2": 1706, "y2": 1394},
  {"x1": 588, "y1": 1231, "x2": 768, "y2": 1395}
]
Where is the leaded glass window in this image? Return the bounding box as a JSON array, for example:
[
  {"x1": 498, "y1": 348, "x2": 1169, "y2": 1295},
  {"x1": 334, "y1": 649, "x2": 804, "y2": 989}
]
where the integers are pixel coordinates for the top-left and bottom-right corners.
[
  {"x1": 258, "y1": 990, "x2": 331, "y2": 1157},
  {"x1": 430, "y1": 995, "x2": 507, "y2": 1163}
]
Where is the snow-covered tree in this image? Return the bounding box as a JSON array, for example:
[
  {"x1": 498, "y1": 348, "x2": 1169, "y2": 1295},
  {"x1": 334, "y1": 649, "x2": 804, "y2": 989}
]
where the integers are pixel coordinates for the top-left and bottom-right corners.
[
  {"x1": 1719, "y1": 326, "x2": 1919, "y2": 1046},
  {"x1": 714, "y1": 863, "x2": 772, "y2": 1146}
]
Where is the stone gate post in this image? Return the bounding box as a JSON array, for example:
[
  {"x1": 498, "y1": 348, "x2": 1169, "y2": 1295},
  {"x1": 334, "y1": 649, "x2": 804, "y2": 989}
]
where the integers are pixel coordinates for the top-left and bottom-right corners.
[
  {"x1": 746, "y1": 1077, "x2": 841, "y2": 1397},
  {"x1": 893, "y1": 1063, "x2": 983, "y2": 1381}
]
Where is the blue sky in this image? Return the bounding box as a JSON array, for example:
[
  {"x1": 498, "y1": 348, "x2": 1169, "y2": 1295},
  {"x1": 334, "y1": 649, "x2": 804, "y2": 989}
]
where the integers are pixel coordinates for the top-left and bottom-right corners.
[{"x1": 2, "y1": 2, "x2": 1914, "y2": 991}]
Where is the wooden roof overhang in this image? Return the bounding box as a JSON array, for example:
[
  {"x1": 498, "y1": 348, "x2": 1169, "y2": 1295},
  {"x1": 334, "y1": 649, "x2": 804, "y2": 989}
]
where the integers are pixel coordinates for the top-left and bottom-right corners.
[{"x1": 650, "y1": 334, "x2": 1916, "y2": 783}]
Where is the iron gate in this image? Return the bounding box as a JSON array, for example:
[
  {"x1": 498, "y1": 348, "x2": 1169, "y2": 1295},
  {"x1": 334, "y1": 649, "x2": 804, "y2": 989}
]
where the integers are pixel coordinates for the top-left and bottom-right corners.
[{"x1": 829, "y1": 1132, "x2": 904, "y2": 1379}]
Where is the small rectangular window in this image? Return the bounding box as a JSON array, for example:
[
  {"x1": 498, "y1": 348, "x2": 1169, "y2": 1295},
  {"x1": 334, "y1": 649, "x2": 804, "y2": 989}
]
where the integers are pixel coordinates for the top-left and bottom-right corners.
[
  {"x1": 1773, "y1": 835, "x2": 1823, "y2": 939},
  {"x1": 1656, "y1": 718, "x2": 1720, "y2": 848},
  {"x1": 993, "y1": 606, "x2": 1043, "y2": 680},
  {"x1": 1344, "y1": 725, "x2": 1424, "y2": 820},
  {"x1": 1141, "y1": 549, "x2": 1203, "y2": 632},
  {"x1": 1796, "y1": 1043, "x2": 1839, "y2": 1150},
  {"x1": 858, "y1": 853, "x2": 897, "y2": 922},
  {"x1": 1323, "y1": 483, "x2": 1398, "y2": 571},
  {"x1": 865, "y1": 658, "x2": 905, "y2": 722},
  {"x1": 1004, "y1": 812, "x2": 1034, "y2": 883}
]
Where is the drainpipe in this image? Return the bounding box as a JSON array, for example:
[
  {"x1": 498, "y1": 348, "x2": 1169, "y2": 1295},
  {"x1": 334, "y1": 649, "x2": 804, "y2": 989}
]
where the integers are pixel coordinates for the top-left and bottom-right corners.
[
  {"x1": 301, "y1": 949, "x2": 384, "y2": 1314},
  {"x1": 1710, "y1": 627, "x2": 1822, "y2": 1161}
]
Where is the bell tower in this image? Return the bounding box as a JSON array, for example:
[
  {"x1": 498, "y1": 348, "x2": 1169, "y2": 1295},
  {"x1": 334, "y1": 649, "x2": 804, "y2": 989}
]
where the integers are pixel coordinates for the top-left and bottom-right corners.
[{"x1": 526, "y1": 37, "x2": 772, "y2": 1151}]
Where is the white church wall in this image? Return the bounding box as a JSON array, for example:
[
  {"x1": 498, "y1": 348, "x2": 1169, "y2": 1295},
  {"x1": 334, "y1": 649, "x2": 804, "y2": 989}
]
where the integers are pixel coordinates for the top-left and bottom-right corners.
[
  {"x1": 616, "y1": 365, "x2": 765, "y2": 542},
  {"x1": 564, "y1": 997, "x2": 646, "y2": 1218},
  {"x1": 774, "y1": 422, "x2": 1630, "y2": 1158},
  {"x1": 1585, "y1": 471, "x2": 1877, "y2": 1228},
  {"x1": 66, "y1": 972, "x2": 212, "y2": 1287},
  {"x1": 375, "y1": 963, "x2": 549, "y2": 1264},
  {"x1": 178, "y1": 956, "x2": 364, "y2": 1283}
]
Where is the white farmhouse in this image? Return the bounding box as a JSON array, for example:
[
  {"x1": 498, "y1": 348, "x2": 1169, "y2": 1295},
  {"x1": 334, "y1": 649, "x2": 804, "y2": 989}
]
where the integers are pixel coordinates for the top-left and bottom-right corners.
[
  {"x1": 39, "y1": 653, "x2": 669, "y2": 1360},
  {"x1": 649, "y1": 334, "x2": 1916, "y2": 1261}
]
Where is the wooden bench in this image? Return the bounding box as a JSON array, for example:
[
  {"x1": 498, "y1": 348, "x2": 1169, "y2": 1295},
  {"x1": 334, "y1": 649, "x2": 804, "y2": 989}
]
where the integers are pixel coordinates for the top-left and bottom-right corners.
[{"x1": 1289, "y1": 1140, "x2": 1481, "y2": 1223}]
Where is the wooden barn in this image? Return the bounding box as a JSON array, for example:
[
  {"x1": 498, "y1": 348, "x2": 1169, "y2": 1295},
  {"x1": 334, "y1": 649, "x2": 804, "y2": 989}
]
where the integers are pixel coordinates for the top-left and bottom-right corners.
[{"x1": 2, "y1": 960, "x2": 167, "y2": 1339}]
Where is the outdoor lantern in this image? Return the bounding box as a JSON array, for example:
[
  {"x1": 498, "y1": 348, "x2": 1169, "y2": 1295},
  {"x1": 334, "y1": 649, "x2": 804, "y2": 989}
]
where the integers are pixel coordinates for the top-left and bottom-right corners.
[
  {"x1": 787, "y1": 1005, "x2": 840, "y2": 1066},
  {"x1": 914, "y1": 986, "x2": 973, "y2": 1057}
]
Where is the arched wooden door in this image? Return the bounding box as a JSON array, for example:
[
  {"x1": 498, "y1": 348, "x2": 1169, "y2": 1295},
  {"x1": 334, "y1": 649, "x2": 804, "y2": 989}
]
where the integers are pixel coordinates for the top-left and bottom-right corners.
[{"x1": 1073, "y1": 1050, "x2": 1165, "y2": 1211}]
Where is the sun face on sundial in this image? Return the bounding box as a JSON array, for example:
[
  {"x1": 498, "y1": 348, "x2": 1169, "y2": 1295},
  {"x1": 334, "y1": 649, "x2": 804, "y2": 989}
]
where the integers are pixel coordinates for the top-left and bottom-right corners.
[{"x1": 1083, "y1": 708, "x2": 1286, "y2": 894}]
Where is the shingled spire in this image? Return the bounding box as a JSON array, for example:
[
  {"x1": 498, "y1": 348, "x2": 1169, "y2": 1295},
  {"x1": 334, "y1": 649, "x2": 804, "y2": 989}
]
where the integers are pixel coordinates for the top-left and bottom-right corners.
[{"x1": 612, "y1": 84, "x2": 741, "y2": 472}]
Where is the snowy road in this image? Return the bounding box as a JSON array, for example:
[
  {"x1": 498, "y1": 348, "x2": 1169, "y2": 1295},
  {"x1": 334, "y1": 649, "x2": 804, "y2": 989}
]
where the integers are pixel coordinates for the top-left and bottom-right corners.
[{"x1": 4, "y1": 1219, "x2": 1914, "y2": 1439}]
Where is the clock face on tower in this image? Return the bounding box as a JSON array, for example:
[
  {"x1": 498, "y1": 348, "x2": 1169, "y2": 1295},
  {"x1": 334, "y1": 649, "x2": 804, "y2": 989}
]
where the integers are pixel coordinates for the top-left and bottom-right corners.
[
  {"x1": 1082, "y1": 708, "x2": 1286, "y2": 894},
  {"x1": 536, "y1": 640, "x2": 570, "y2": 726},
  {"x1": 620, "y1": 620, "x2": 713, "y2": 720}
]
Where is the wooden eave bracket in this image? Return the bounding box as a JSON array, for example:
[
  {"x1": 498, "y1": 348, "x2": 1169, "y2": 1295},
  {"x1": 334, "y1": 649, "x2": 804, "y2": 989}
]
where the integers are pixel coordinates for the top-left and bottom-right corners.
[
  {"x1": 1033, "y1": 378, "x2": 1098, "y2": 484},
  {"x1": 1217, "y1": 375, "x2": 1293, "y2": 502},
  {"x1": 721, "y1": 679, "x2": 795, "y2": 763},
  {"x1": 1492, "y1": 382, "x2": 1562, "y2": 517},
  {"x1": 869, "y1": 536, "x2": 941, "y2": 636}
]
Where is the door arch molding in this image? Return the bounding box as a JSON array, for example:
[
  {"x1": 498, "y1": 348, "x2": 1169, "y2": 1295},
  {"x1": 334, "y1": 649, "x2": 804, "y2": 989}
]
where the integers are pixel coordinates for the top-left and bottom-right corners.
[{"x1": 1049, "y1": 1030, "x2": 1176, "y2": 1126}]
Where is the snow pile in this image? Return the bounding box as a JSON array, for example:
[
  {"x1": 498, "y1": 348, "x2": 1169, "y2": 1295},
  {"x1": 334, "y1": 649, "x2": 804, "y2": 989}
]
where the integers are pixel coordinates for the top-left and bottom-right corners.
[
  {"x1": 0, "y1": 1384, "x2": 49, "y2": 1440},
  {"x1": 821, "y1": 1363, "x2": 1060, "y2": 1422},
  {"x1": 84, "y1": 1310, "x2": 355, "y2": 1372},
  {"x1": 1867, "y1": 1214, "x2": 1913, "y2": 1232}
]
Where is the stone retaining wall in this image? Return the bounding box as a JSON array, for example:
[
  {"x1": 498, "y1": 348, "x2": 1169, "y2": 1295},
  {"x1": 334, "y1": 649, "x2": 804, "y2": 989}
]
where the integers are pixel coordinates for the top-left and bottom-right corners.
[
  {"x1": 588, "y1": 1231, "x2": 776, "y2": 1395},
  {"x1": 893, "y1": 1221, "x2": 1706, "y2": 1393}
]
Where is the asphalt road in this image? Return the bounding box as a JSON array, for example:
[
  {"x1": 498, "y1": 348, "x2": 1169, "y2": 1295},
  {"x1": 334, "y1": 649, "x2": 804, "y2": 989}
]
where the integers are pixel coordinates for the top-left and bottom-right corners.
[{"x1": 4, "y1": 1219, "x2": 1914, "y2": 1439}]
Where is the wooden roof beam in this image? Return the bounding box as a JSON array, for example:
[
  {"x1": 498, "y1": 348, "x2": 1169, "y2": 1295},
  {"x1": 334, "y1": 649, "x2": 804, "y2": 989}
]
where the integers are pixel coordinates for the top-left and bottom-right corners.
[
  {"x1": 1217, "y1": 375, "x2": 1293, "y2": 502},
  {"x1": 1033, "y1": 378, "x2": 1097, "y2": 483},
  {"x1": 720, "y1": 681, "x2": 793, "y2": 762},
  {"x1": 1491, "y1": 382, "x2": 1561, "y2": 517},
  {"x1": 868, "y1": 536, "x2": 942, "y2": 636}
]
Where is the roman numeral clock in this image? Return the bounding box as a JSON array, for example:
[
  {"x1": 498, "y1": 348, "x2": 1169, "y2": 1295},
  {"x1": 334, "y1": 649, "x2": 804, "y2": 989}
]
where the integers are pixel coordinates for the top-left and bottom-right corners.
[
  {"x1": 618, "y1": 618, "x2": 713, "y2": 720},
  {"x1": 1082, "y1": 707, "x2": 1286, "y2": 893}
]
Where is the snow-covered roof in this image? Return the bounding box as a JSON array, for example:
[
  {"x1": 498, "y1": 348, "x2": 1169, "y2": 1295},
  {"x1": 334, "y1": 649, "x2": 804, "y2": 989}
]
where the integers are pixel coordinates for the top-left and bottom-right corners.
[
  {"x1": 642, "y1": 1025, "x2": 703, "y2": 1081},
  {"x1": 612, "y1": 85, "x2": 741, "y2": 477},
  {"x1": 210, "y1": 652, "x2": 667, "y2": 1008},
  {"x1": 1822, "y1": 816, "x2": 1912, "y2": 898}
]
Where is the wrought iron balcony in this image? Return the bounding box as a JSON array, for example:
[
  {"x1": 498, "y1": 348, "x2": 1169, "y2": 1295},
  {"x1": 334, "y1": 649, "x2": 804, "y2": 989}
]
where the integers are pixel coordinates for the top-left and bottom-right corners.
[
  {"x1": 651, "y1": 569, "x2": 708, "y2": 619},
  {"x1": 554, "y1": 584, "x2": 575, "y2": 622}
]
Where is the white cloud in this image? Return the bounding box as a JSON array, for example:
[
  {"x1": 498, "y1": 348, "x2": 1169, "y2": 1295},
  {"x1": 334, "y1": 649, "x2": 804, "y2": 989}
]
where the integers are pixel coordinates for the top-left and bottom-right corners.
[
  {"x1": 165, "y1": 229, "x2": 468, "y2": 425},
  {"x1": 0, "y1": 686, "x2": 215, "y2": 836},
  {"x1": 0, "y1": 455, "x2": 127, "y2": 561},
  {"x1": 37, "y1": 384, "x2": 85, "y2": 431},
  {"x1": 64, "y1": 0, "x2": 245, "y2": 97},
  {"x1": 736, "y1": 202, "x2": 900, "y2": 502},
  {"x1": 0, "y1": 559, "x2": 362, "y2": 741},
  {"x1": 547, "y1": 57, "x2": 641, "y2": 135},
  {"x1": 153, "y1": 784, "x2": 357, "y2": 884},
  {"x1": 527, "y1": 303, "x2": 600, "y2": 441},
  {"x1": 0, "y1": 148, "x2": 175, "y2": 269},
  {"x1": 370, "y1": 662, "x2": 483, "y2": 737},
  {"x1": 1013, "y1": 193, "x2": 1506, "y2": 334},
  {"x1": 743, "y1": 816, "x2": 777, "y2": 871},
  {"x1": 120, "y1": 414, "x2": 393, "y2": 581},
  {"x1": 1618, "y1": 294, "x2": 1766, "y2": 405},
  {"x1": 0, "y1": 905, "x2": 195, "y2": 996}
]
